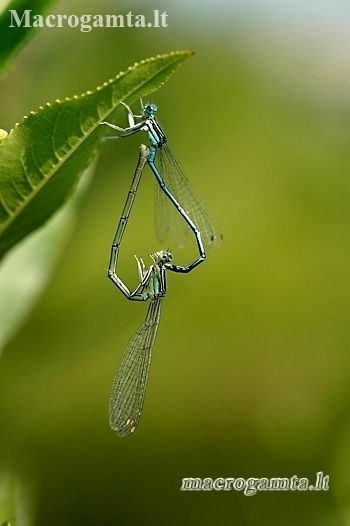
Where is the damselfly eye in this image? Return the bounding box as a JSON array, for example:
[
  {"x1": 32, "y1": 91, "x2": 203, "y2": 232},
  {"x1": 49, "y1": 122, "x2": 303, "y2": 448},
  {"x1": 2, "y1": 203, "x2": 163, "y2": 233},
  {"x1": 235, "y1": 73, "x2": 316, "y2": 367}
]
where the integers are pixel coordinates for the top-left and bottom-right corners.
[
  {"x1": 143, "y1": 104, "x2": 158, "y2": 117},
  {"x1": 161, "y1": 250, "x2": 172, "y2": 262}
]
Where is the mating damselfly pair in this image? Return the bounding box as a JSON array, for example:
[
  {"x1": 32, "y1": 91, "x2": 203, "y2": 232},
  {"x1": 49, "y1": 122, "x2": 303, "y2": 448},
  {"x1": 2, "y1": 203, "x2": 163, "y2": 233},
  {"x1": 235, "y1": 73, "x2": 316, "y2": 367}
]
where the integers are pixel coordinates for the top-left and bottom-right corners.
[{"x1": 101, "y1": 101, "x2": 221, "y2": 437}]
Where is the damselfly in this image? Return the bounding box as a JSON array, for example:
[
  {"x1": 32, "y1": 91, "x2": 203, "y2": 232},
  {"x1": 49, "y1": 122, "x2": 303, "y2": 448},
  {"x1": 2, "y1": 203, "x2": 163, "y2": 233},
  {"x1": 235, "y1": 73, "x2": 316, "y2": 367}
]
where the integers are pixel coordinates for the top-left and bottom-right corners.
[
  {"x1": 102, "y1": 101, "x2": 222, "y2": 269},
  {"x1": 109, "y1": 248, "x2": 172, "y2": 437}
]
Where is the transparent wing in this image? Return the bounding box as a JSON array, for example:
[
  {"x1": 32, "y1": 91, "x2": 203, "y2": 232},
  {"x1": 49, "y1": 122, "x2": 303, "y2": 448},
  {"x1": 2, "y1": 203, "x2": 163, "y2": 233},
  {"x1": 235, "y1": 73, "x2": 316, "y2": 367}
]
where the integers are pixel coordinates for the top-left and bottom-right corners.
[
  {"x1": 109, "y1": 299, "x2": 162, "y2": 437},
  {"x1": 154, "y1": 145, "x2": 222, "y2": 249},
  {"x1": 154, "y1": 174, "x2": 172, "y2": 244}
]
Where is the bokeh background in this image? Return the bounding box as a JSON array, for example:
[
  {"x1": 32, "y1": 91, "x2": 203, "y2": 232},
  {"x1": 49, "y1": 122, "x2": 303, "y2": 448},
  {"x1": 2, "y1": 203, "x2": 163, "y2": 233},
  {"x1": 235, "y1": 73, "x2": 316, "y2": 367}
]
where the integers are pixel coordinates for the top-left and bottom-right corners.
[{"x1": 1, "y1": 0, "x2": 350, "y2": 524}]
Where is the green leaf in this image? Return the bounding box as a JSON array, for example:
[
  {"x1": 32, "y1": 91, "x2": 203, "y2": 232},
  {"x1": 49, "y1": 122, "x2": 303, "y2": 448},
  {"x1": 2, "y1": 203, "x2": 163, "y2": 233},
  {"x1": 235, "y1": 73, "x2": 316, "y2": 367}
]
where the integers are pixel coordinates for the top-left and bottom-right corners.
[
  {"x1": 0, "y1": 155, "x2": 94, "y2": 354},
  {"x1": 0, "y1": 0, "x2": 58, "y2": 74},
  {"x1": 0, "y1": 165, "x2": 91, "y2": 354},
  {"x1": 0, "y1": 50, "x2": 194, "y2": 261}
]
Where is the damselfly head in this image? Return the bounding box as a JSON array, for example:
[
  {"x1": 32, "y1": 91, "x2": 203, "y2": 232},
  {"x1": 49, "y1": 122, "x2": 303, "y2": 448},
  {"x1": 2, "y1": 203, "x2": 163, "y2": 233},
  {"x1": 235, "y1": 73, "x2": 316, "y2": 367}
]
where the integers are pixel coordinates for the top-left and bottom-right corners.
[
  {"x1": 153, "y1": 250, "x2": 173, "y2": 265},
  {"x1": 143, "y1": 103, "x2": 158, "y2": 118}
]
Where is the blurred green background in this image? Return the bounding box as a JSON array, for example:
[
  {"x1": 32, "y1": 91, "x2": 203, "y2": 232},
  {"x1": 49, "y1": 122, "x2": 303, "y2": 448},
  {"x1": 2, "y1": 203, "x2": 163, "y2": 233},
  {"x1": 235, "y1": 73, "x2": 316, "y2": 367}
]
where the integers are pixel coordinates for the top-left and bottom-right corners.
[{"x1": 1, "y1": 0, "x2": 350, "y2": 524}]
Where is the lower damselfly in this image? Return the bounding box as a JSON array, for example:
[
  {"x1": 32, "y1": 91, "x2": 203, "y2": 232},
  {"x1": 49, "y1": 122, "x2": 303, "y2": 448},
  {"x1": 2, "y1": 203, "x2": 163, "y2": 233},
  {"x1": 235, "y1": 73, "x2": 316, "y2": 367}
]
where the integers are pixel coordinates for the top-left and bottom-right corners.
[{"x1": 109, "y1": 249, "x2": 172, "y2": 437}]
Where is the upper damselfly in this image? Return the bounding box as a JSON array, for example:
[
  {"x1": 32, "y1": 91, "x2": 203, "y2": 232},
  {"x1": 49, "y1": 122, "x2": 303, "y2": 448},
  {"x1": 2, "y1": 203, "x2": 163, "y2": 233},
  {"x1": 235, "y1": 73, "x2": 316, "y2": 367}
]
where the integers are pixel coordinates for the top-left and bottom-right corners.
[{"x1": 101, "y1": 101, "x2": 222, "y2": 272}]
